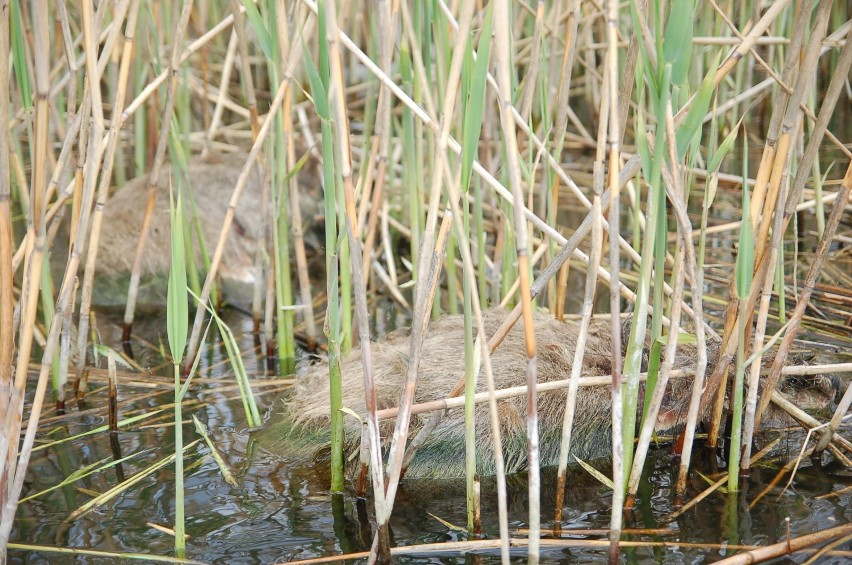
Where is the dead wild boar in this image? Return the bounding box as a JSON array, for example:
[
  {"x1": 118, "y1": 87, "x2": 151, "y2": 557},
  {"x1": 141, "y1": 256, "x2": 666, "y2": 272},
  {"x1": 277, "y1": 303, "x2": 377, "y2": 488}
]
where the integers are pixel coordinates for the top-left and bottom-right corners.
[{"x1": 257, "y1": 308, "x2": 838, "y2": 480}]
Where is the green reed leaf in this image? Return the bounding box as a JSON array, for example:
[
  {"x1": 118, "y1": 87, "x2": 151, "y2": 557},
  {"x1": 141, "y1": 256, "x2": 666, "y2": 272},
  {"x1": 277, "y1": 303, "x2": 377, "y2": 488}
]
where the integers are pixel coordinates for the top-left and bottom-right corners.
[
  {"x1": 166, "y1": 182, "x2": 188, "y2": 362},
  {"x1": 663, "y1": 0, "x2": 696, "y2": 86},
  {"x1": 676, "y1": 51, "x2": 721, "y2": 159},
  {"x1": 461, "y1": 3, "x2": 493, "y2": 193}
]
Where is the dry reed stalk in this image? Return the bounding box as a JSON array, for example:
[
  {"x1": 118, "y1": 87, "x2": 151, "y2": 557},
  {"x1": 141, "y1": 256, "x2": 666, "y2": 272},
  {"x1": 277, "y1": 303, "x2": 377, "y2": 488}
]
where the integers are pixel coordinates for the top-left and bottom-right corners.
[
  {"x1": 396, "y1": 213, "x2": 453, "y2": 466},
  {"x1": 627, "y1": 97, "x2": 689, "y2": 501},
  {"x1": 81, "y1": 0, "x2": 105, "y2": 131},
  {"x1": 0, "y1": 0, "x2": 12, "y2": 395},
  {"x1": 55, "y1": 285, "x2": 75, "y2": 411},
  {"x1": 373, "y1": 369, "x2": 697, "y2": 423},
  {"x1": 814, "y1": 381, "x2": 852, "y2": 454},
  {"x1": 9, "y1": 7, "x2": 255, "y2": 270},
  {"x1": 379, "y1": 201, "x2": 400, "y2": 288},
  {"x1": 373, "y1": 0, "x2": 467, "y2": 527},
  {"x1": 703, "y1": 0, "x2": 838, "y2": 443},
  {"x1": 706, "y1": 0, "x2": 852, "y2": 159},
  {"x1": 497, "y1": 241, "x2": 549, "y2": 309},
  {"x1": 754, "y1": 164, "x2": 852, "y2": 430},
  {"x1": 553, "y1": 52, "x2": 612, "y2": 528},
  {"x1": 767, "y1": 389, "x2": 852, "y2": 457},
  {"x1": 712, "y1": 524, "x2": 852, "y2": 565},
  {"x1": 676, "y1": 0, "x2": 792, "y2": 122},
  {"x1": 702, "y1": 0, "x2": 808, "y2": 438},
  {"x1": 312, "y1": 0, "x2": 664, "y2": 333},
  {"x1": 122, "y1": 11, "x2": 240, "y2": 121},
  {"x1": 74, "y1": 0, "x2": 140, "y2": 399},
  {"x1": 495, "y1": 102, "x2": 712, "y2": 330},
  {"x1": 0, "y1": 2, "x2": 58, "y2": 550},
  {"x1": 223, "y1": 0, "x2": 263, "y2": 326},
  {"x1": 277, "y1": 2, "x2": 318, "y2": 350},
  {"x1": 516, "y1": 1, "x2": 544, "y2": 121},
  {"x1": 366, "y1": 1, "x2": 513, "y2": 553},
  {"x1": 229, "y1": 0, "x2": 259, "y2": 137},
  {"x1": 398, "y1": 8, "x2": 510, "y2": 550},
  {"x1": 483, "y1": 157, "x2": 642, "y2": 366},
  {"x1": 360, "y1": 0, "x2": 664, "y2": 335},
  {"x1": 258, "y1": 149, "x2": 273, "y2": 344},
  {"x1": 201, "y1": 25, "x2": 238, "y2": 155},
  {"x1": 321, "y1": 1, "x2": 391, "y2": 561},
  {"x1": 121, "y1": 0, "x2": 193, "y2": 338},
  {"x1": 644, "y1": 124, "x2": 709, "y2": 497},
  {"x1": 668, "y1": 438, "x2": 782, "y2": 522},
  {"x1": 9, "y1": 115, "x2": 82, "y2": 274},
  {"x1": 493, "y1": 0, "x2": 539, "y2": 558},
  {"x1": 739, "y1": 167, "x2": 789, "y2": 471},
  {"x1": 443, "y1": 169, "x2": 512, "y2": 564},
  {"x1": 787, "y1": 21, "x2": 852, "y2": 211},
  {"x1": 689, "y1": 187, "x2": 845, "y2": 238},
  {"x1": 755, "y1": 0, "x2": 832, "y2": 262},
  {"x1": 182, "y1": 12, "x2": 315, "y2": 371},
  {"x1": 285, "y1": 532, "x2": 852, "y2": 565},
  {"x1": 605, "y1": 0, "x2": 624, "y2": 546},
  {"x1": 358, "y1": 0, "x2": 394, "y2": 298}
]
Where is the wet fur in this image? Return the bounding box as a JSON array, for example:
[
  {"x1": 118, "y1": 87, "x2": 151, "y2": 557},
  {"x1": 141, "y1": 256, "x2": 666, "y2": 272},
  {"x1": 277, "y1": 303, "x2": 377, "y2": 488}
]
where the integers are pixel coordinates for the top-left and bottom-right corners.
[{"x1": 258, "y1": 309, "x2": 704, "y2": 479}]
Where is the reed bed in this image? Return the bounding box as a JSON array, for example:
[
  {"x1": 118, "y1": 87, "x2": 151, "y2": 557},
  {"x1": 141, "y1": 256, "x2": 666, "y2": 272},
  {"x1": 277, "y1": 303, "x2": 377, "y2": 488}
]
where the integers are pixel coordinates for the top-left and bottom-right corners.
[{"x1": 1, "y1": 1, "x2": 851, "y2": 563}]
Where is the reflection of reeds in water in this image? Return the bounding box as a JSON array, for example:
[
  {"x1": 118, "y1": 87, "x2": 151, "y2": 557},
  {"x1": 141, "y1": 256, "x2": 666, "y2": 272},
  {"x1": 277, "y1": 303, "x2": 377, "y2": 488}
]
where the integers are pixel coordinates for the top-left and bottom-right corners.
[{"x1": 2, "y1": 1, "x2": 852, "y2": 562}]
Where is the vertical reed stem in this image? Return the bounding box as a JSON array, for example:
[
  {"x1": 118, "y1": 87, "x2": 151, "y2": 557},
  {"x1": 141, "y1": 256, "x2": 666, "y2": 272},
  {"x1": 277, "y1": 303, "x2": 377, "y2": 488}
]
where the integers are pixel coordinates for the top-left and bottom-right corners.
[{"x1": 605, "y1": 0, "x2": 624, "y2": 550}]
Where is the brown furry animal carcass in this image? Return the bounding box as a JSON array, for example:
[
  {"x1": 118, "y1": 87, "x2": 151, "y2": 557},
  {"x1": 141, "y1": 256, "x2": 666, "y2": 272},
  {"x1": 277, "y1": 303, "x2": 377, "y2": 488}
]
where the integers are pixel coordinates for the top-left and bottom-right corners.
[
  {"x1": 89, "y1": 153, "x2": 261, "y2": 306},
  {"x1": 258, "y1": 308, "x2": 839, "y2": 480},
  {"x1": 91, "y1": 151, "x2": 319, "y2": 307},
  {"x1": 260, "y1": 309, "x2": 688, "y2": 479}
]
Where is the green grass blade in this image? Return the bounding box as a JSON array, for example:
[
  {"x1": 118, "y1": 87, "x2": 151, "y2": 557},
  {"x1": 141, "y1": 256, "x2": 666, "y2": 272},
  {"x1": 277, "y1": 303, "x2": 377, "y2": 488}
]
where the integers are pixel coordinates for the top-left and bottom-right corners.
[
  {"x1": 707, "y1": 117, "x2": 742, "y2": 173},
  {"x1": 240, "y1": 0, "x2": 273, "y2": 60},
  {"x1": 167, "y1": 184, "x2": 188, "y2": 362},
  {"x1": 461, "y1": 3, "x2": 493, "y2": 192},
  {"x1": 663, "y1": 0, "x2": 696, "y2": 86},
  {"x1": 676, "y1": 51, "x2": 722, "y2": 159},
  {"x1": 735, "y1": 130, "x2": 754, "y2": 299}
]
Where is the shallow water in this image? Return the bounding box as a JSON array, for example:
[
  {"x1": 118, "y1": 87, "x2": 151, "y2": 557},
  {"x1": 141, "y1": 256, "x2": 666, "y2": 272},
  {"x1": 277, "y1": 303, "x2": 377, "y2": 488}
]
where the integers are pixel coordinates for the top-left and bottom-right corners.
[{"x1": 9, "y1": 308, "x2": 852, "y2": 564}]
